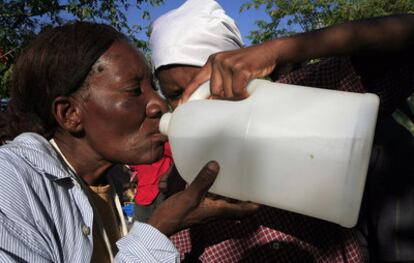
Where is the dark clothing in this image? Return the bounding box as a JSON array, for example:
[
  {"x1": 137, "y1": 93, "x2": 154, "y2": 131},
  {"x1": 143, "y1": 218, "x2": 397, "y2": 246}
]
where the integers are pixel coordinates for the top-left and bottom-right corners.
[{"x1": 359, "y1": 117, "x2": 414, "y2": 262}]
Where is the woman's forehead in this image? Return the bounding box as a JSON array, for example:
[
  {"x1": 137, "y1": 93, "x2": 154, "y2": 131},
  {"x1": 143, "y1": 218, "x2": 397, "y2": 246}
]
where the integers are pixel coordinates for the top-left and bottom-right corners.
[
  {"x1": 93, "y1": 42, "x2": 150, "y2": 81},
  {"x1": 84, "y1": 41, "x2": 151, "y2": 89}
]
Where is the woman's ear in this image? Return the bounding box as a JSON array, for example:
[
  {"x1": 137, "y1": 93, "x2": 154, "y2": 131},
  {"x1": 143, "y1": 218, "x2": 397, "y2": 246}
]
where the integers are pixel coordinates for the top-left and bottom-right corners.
[{"x1": 52, "y1": 96, "x2": 83, "y2": 133}]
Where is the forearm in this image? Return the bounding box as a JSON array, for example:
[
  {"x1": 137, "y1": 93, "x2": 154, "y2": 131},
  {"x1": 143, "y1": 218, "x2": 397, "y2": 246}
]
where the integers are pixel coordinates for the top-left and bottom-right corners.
[{"x1": 268, "y1": 14, "x2": 414, "y2": 64}]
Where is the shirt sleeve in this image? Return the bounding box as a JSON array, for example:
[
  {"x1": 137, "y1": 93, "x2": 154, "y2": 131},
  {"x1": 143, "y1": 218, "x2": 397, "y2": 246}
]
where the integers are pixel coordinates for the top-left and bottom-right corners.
[{"x1": 115, "y1": 222, "x2": 180, "y2": 263}]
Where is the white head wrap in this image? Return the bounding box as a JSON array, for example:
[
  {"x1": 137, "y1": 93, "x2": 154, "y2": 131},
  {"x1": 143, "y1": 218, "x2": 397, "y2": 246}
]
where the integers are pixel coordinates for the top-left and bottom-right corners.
[{"x1": 150, "y1": 0, "x2": 244, "y2": 70}]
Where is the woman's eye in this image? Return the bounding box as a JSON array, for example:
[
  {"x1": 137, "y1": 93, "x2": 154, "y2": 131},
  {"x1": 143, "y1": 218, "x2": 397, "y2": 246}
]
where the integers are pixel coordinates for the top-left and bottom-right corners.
[
  {"x1": 131, "y1": 87, "x2": 142, "y2": 96},
  {"x1": 166, "y1": 90, "x2": 183, "y2": 101}
]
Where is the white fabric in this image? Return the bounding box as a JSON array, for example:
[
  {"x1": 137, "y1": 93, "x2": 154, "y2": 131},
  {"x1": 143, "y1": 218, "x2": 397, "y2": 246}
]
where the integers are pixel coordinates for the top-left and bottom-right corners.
[{"x1": 150, "y1": 0, "x2": 244, "y2": 70}]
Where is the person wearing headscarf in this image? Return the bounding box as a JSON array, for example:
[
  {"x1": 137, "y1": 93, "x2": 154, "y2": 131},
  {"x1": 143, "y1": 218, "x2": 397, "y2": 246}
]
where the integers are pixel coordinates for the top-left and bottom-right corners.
[
  {"x1": 151, "y1": 0, "x2": 243, "y2": 70},
  {"x1": 148, "y1": 0, "x2": 394, "y2": 262}
]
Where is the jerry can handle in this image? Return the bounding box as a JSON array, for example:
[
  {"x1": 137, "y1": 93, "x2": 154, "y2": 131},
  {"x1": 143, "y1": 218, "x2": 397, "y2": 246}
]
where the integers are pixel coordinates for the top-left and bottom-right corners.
[{"x1": 188, "y1": 79, "x2": 267, "y2": 102}]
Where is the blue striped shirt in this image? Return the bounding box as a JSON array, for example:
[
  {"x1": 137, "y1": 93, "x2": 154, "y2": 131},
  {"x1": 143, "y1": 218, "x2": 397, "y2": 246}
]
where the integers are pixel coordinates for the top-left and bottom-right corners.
[{"x1": 0, "y1": 133, "x2": 179, "y2": 262}]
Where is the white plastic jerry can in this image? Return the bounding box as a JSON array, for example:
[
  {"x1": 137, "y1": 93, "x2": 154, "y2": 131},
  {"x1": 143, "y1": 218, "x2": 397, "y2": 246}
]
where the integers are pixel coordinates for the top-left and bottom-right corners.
[{"x1": 159, "y1": 79, "x2": 379, "y2": 227}]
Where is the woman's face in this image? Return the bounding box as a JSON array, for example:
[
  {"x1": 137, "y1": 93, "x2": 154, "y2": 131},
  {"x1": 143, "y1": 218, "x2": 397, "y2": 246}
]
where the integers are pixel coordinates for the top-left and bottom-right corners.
[
  {"x1": 78, "y1": 40, "x2": 168, "y2": 165},
  {"x1": 156, "y1": 65, "x2": 201, "y2": 109}
]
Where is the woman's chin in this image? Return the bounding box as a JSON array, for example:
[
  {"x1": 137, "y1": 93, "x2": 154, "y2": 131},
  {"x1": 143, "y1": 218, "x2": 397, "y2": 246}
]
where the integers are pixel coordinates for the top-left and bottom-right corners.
[{"x1": 131, "y1": 144, "x2": 165, "y2": 165}]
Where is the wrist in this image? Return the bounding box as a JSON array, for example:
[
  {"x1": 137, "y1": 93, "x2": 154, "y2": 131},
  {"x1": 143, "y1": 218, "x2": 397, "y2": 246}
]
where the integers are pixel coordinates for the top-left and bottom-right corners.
[
  {"x1": 261, "y1": 39, "x2": 284, "y2": 65},
  {"x1": 265, "y1": 37, "x2": 306, "y2": 66},
  {"x1": 147, "y1": 217, "x2": 175, "y2": 237}
]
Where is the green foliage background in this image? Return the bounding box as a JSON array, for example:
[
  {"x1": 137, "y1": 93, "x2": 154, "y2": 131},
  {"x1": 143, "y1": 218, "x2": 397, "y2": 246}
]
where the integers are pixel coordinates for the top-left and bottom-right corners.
[{"x1": 241, "y1": 0, "x2": 414, "y2": 44}]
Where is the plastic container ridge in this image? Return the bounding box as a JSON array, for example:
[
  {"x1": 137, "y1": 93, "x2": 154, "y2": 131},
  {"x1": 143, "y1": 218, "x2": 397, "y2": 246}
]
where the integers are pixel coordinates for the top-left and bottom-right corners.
[{"x1": 159, "y1": 79, "x2": 379, "y2": 227}]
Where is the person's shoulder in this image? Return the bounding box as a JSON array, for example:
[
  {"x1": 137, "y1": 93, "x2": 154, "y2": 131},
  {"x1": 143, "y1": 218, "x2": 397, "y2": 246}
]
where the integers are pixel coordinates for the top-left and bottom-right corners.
[
  {"x1": 0, "y1": 133, "x2": 64, "y2": 216},
  {"x1": 0, "y1": 132, "x2": 56, "y2": 183},
  {"x1": 0, "y1": 132, "x2": 46, "y2": 159}
]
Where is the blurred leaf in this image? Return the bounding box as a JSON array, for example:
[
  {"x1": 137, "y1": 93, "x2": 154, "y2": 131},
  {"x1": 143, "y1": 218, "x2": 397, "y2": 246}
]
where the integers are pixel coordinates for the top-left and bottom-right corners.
[
  {"x1": 407, "y1": 94, "x2": 414, "y2": 116},
  {"x1": 0, "y1": 65, "x2": 13, "y2": 99},
  {"x1": 393, "y1": 109, "x2": 414, "y2": 136},
  {"x1": 142, "y1": 10, "x2": 150, "y2": 20}
]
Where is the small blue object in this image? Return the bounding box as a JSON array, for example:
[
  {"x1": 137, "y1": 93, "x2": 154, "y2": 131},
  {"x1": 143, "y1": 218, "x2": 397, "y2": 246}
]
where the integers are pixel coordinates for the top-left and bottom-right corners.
[{"x1": 122, "y1": 203, "x2": 135, "y2": 217}]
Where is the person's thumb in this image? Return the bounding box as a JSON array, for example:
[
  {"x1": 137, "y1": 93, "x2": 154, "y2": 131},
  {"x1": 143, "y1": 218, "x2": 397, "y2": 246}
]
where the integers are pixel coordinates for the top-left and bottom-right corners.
[{"x1": 185, "y1": 161, "x2": 219, "y2": 202}]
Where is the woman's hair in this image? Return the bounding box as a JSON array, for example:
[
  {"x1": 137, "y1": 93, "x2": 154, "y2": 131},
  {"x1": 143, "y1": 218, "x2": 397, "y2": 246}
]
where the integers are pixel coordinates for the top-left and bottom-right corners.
[{"x1": 0, "y1": 22, "x2": 127, "y2": 143}]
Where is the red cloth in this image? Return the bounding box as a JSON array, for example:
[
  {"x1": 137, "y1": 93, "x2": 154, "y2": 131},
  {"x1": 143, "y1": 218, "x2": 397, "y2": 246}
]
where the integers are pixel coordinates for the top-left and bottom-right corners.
[{"x1": 132, "y1": 142, "x2": 173, "y2": 205}]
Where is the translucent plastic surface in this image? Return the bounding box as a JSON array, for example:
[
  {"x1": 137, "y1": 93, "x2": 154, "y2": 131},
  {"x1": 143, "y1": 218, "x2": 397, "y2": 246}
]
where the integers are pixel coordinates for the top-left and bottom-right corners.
[{"x1": 160, "y1": 79, "x2": 379, "y2": 227}]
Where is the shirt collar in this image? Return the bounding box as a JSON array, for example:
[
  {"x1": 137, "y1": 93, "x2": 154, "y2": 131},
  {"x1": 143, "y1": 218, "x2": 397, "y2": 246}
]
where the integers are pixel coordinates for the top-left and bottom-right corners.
[{"x1": 8, "y1": 132, "x2": 76, "y2": 182}]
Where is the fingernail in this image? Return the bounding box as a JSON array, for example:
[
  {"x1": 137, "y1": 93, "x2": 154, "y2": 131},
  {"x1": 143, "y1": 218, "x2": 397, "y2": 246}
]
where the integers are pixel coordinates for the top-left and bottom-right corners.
[{"x1": 207, "y1": 161, "x2": 219, "y2": 173}]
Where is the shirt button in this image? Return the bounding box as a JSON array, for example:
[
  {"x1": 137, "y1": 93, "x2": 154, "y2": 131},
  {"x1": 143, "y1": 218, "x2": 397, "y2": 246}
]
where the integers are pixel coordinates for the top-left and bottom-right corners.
[{"x1": 82, "y1": 225, "x2": 90, "y2": 236}]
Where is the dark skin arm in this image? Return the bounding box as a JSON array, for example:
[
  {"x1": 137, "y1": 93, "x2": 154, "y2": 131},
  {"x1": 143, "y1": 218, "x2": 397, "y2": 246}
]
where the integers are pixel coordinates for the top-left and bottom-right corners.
[
  {"x1": 147, "y1": 161, "x2": 259, "y2": 236},
  {"x1": 181, "y1": 14, "x2": 414, "y2": 101}
]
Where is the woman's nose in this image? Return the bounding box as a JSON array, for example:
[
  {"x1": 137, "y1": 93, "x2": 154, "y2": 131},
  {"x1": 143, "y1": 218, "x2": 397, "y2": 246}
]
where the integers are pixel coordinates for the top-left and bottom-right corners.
[{"x1": 146, "y1": 92, "x2": 168, "y2": 118}]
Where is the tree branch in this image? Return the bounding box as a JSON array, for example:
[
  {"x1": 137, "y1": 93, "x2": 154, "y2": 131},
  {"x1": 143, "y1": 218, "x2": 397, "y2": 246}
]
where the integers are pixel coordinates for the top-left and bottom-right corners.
[{"x1": 0, "y1": 4, "x2": 73, "y2": 19}]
